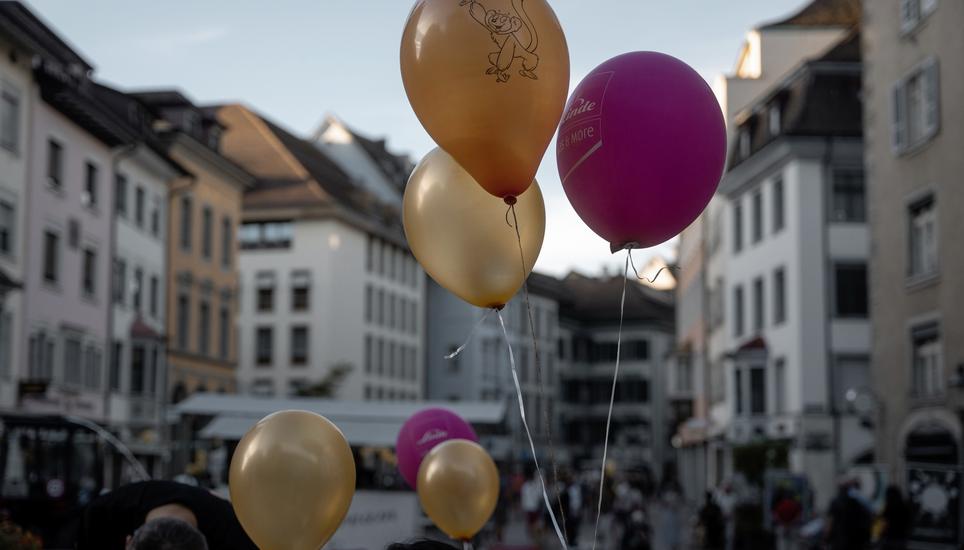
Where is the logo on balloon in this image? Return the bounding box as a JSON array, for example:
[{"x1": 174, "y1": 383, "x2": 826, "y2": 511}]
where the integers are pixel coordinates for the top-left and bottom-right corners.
[
  {"x1": 558, "y1": 71, "x2": 613, "y2": 183},
  {"x1": 416, "y1": 429, "x2": 450, "y2": 447},
  {"x1": 460, "y1": 0, "x2": 540, "y2": 82}
]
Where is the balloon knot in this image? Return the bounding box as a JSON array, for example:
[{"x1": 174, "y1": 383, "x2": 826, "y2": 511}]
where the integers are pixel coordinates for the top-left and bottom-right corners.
[
  {"x1": 503, "y1": 196, "x2": 518, "y2": 206},
  {"x1": 492, "y1": 304, "x2": 506, "y2": 311}
]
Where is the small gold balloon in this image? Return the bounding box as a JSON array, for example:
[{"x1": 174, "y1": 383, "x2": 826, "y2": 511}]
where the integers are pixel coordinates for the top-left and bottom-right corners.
[
  {"x1": 401, "y1": 0, "x2": 570, "y2": 199},
  {"x1": 417, "y1": 439, "x2": 500, "y2": 541},
  {"x1": 229, "y1": 410, "x2": 355, "y2": 550},
  {"x1": 403, "y1": 148, "x2": 545, "y2": 309}
]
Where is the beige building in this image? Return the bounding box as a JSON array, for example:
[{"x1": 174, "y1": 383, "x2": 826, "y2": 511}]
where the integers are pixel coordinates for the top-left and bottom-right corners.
[
  {"x1": 133, "y1": 92, "x2": 254, "y2": 401},
  {"x1": 864, "y1": 0, "x2": 964, "y2": 503}
]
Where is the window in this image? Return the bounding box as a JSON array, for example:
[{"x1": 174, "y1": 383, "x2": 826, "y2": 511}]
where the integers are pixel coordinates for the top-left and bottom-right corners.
[
  {"x1": 733, "y1": 202, "x2": 744, "y2": 253},
  {"x1": 221, "y1": 216, "x2": 232, "y2": 268},
  {"x1": 364, "y1": 284, "x2": 373, "y2": 322},
  {"x1": 834, "y1": 264, "x2": 868, "y2": 318},
  {"x1": 218, "y1": 306, "x2": 230, "y2": 360},
  {"x1": 198, "y1": 301, "x2": 210, "y2": 356},
  {"x1": 676, "y1": 356, "x2": 693, "y2": 394},
  {"x1": 291, "y1": 326, "x2": 308, "y2": 365},
  {"x1": 772, "y1": 177, "x2": 784, "y2": 233},
  {"x1": 151, "y1": 197, "x2": 161, "y2": 237},
  {"x1": 176, "y1": 294, "x2": 189, "y2": 350},
  {"x1": 750, "y1": 367, "x2": 766, "y2": 415},
  {"x1": 773, "y1": 267, "x2": 786, "y2": 325},
  {"x1": 113, "y1": 259, "x2": 127, "y2": 305},
  {"x1": 291, "y1": 271, "x2": 310, "y2": 311},
  {"x1": 179, "y1": 196, "x2": 192, "y2": 250},
  {"x1": 900, "y1": 0, "x2": 938, "y2": 33},
  {"x1": 132, "y1": 268, "x2": 143, "y2": 311},
  {"x1": 134, "y1": 186, "x2": 145, "y2": 227},
  {"x1": 201, "y1": 206, "x2": 213, "y2": 259},
  {"x1": 892, "y1": 59, "x2": 940, "y2": 153},
  {"x1": 365, "y1": 335, "x2": 373, "y2": 373},
  {"x1": 84, "y1": 345, "x2": 101, "y2": 390},
  {"x1": 912, "y1": 322, "x2": 943, "y2": 398},
  {"x1": 82, "y1": 248, "x2": 97, "y2": 298},
  {"x1": 252, "y1": 379, "x2": 274, "y2": 397},
  {"x1": 751, "y1": 189, "x2": 763, "y2": 243},
  {"x1": 711, "y1": 277, "x2": 725, "y2": 328},
  {"x1": 115, "y1": 174, "x2": 128, "y2": 217},
  {"x1": 64, "y1": 335, "x2": 82, "y2": 386},
  {"x1": 831, "y1": 170, "x2": 866, "y2": 222},
  {"x1": 0, "y1": 200, "x2": 14, "y2": 256},
  {"x1": 131, "y1": 345, "x2": 146, "y2": 394},
  {"x1": 738, "y1": 128, "x2": 750, "y2": 159},
  {"x1": 256, "y1": 271, "x2": 275, "y2": 312},
  {"x1": 377, "y1": 338, "x2": 385, "y2": 375},
  {"x1": 734, "y1": 368, "x2": 744, "y2": 415},
  {"x1": 239, "y1": 221, "x2": 293, "y2": 249},
  {"x1": 149, "y1": 275, "x2": 159, "y2": 318},
  {"x1": 256, "y1": 327, "x2": 273, "y2": 366},
  {"x1": 909, "y1": 196, "x2": 938, "y2": 278},
  {"x1": 84, "y1": 162, "x2": 98, "y2": 208},
  {"x1": 752, "y1": 277, "x2": 764, "y2": 332},
  {"x1": 377, "y1": 288, "x2": 385, "y2": 325},
  {"x1": 110, "y1": 341, "x2": 122, "y2": 391},
  {"x1": 774, "y1": 358, "x2": 786, "y2": 414},
  {"x1": 42, "y1": 230, "x2": 59, "y2": 284},
  {"x1": 733, "y1": 285, "x2": 745, "y2": 337},
  {"x1": 768, "y1": 103, "x2": 781, "y2": 136},
  {"x1": 47, "y1": 139, "x2": 63, "y2": 189},
  {"x1": 0, "y1": 84, "x2": 19, "y2": 153}
]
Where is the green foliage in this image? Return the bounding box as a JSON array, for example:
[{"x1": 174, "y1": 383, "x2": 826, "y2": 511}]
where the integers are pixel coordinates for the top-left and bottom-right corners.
[
  {"x1": 295, "y1": 363, "x2": 353, "y2": 398},
  {"x1": 732, "y1": 441, "x2": 790, "y2": 486}
]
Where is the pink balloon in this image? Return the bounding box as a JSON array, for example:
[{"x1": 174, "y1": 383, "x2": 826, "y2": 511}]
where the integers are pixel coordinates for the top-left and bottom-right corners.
[
  {"x1": 557, "y1": 52, "x2": 726, "y2": 249},
  {"x1": 396, "y1": 408, "x2": 478, "y2": 488}
]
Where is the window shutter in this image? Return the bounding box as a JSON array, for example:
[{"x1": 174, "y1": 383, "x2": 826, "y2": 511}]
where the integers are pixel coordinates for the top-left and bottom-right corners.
[
  {"x1": 923, "y1": 58, "x2": 940, "y2": 139},
  {"x1": 892, "y1": 82, "x2": 907, "y2": 153},
  {"x1": 921, "y1": 0, "x2": 938, "y2": 16},
  {"x1": 899, "y1": 0, "x2": 916, "y2": 32}
]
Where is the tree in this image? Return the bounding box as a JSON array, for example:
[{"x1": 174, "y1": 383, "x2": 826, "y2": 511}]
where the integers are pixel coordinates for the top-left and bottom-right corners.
[{"x1": 295, "y1": 363, "x2": 353, "y2": 398}]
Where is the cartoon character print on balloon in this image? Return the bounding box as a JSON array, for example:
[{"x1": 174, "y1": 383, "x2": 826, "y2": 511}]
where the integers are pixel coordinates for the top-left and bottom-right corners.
[{"x1": 460, "y1": 0, "x2": 539, "y2": 82}]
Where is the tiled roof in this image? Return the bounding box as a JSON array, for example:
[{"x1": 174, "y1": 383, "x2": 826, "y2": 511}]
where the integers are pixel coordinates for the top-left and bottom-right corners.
[
  {"x1": 0, "y1": 1, "x2": 92, "y2": 71},
  {"x1": 759, "y1": 0, "x2": 861, "y2": 29}
]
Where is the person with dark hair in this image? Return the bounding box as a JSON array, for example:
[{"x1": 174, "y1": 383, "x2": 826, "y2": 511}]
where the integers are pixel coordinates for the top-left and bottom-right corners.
[
  {"x1": 77, "y1": 481, "x2": 257, "y2": 550},
  {"x1": 878, "y1": 485, "x2": 909, "y2": 549},
  {"x1": 697, "y1": 491, "x2": 725, "y2": 549},
  {"x1": 126, "y1": 518, "x2": 208, "y2": 550},
  {"x1": 386, "y1": 540, "x2": 457, "y2": 550}
]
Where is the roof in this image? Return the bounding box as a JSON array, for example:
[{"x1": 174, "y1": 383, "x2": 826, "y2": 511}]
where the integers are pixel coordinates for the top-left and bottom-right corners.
[
  {"x1": 557, "y1": 272, "x2": 675, "y2": 328},
  {"x1": 728, "y1": 30, "x2": 861, "y2": 169},
  {"x1": 215, "y1": 104, "x2": 407, "y2": 245},
  {"x1": 173, "y1": 394, "x2": 507, "y2": 445},
  {"x1": 33, "y1": 67, "x2": 134, "y2": 147},
  {"x1": 0, "y1": 1, "x2": 92, "y2": 72},
  {"x1": 759, "y1": 0, "x2": 861, "y2": 29}
]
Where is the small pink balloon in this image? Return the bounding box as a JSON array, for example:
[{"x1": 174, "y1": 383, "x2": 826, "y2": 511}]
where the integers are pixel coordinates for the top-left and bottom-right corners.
[
  {"x1": 396, "y1": 408, "x2": 478, "y2": 489},
  {"x1": 557, "y1": 51, "x2": 726, "y2": 249}
]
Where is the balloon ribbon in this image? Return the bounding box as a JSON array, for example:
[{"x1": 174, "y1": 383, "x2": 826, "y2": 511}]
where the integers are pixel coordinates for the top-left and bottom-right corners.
[
  {"x1": 444, "y1": 309, "x2": 494, "y2": 360},
  {"x1": 508, "y1": 202, "x2": 568, "y2": 538},
  {"x1": 591, "y1": 251, "x2": 630, "y2": 550},
  {"x1": 497, "y1": 310, "x2": 569, "y2": 549}
]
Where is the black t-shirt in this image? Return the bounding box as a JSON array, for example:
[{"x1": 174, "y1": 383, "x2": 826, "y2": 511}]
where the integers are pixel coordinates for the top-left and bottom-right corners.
[{"x1": 76, "y1": 481, "x2": 257, "y2": 550}]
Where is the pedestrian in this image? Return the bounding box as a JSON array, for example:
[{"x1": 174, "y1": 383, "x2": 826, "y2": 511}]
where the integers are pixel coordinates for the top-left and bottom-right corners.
[
  {"x1": 565, "y1": 473, "x2": 583, "y2": 545},
  {"x1": 714, "y1": 482, "x2": 736, "y2": 550},
  {"x1": 126, "y1": 517, "x2": 208, "y2": 550},
  {"x1": 877, "y1": 485, "x2": 909, "y2": 550},
  {"x1": 824, "y1": 479, "x2": 872, "y2": 550},
  {"x1": 77, "y1": 480, "x2": 257, "y2": 550},
  {"x1": 697, "y1": 491, "x2": 725, "y2": 550},
  {"x1": 655, "y1": 486, "x2": 682, "y2": 550},
  {"x1": 520, "y1": 467, "x2": 543, "y2": 540}
]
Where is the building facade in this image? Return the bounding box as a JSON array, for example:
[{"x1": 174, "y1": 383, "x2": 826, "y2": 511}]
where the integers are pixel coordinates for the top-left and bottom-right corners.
[
  {"x1": 216, "y1": 104, "x2": 424, "y2": 401},
  {"x1": 132, "y1": 92, "x2": 253, "y2": 401},
  {"x1": 864, "y1": 1, "x2": 964, "y2": 542}
]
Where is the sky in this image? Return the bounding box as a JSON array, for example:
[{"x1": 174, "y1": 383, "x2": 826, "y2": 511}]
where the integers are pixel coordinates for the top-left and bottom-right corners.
[{"x1": 26, "y1": 0, "x2": 808, "y2": 278}]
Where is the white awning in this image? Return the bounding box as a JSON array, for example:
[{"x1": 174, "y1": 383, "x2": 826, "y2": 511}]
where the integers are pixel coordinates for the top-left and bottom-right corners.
[{"x1": 199, "y1": 415, "x2": 405, "y2": 447}]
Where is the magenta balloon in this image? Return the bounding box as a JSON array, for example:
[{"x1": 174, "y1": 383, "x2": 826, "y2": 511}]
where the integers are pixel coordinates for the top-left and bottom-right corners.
[
  {"x1": 396, "y1": 408, "x2": 479, "y2": 488},
  {"x1": 557, "y1": 51, "x2": 726, "y2": 249}
]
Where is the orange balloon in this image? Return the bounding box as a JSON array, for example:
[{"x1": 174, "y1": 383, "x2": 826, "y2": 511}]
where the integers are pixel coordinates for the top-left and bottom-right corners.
[{"x1": 401, "y1": 0, "x2": 570, "y2": 199}]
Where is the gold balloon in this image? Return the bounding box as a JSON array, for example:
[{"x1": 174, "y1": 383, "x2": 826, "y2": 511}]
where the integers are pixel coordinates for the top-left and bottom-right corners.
[
  {"x1": 401, "y1": 0, "x2": 570, "y2": 199},
  {"x1": 417, "y1": 439, "x2": 500, "y2": 541},
  {"x1": 229, "y1": 411, "x2": 355, "y2": 550},
  {"x1": 404, "y1": 148, "x2": 545, "y2": 309}
]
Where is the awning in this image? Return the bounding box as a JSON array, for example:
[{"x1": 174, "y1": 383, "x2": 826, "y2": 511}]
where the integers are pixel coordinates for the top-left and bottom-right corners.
[{"x1": 200, "y1": 415, "x2": 407, "y2": 447}]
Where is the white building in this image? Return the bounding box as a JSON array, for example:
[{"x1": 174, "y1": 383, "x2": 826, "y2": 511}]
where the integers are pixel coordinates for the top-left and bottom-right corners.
[
  {"x1": 215, "y1": 104, "x2": 424, "y2": 401},
  {"x1": 675, "y1": 0, "x2": 862, "y2": 502}
]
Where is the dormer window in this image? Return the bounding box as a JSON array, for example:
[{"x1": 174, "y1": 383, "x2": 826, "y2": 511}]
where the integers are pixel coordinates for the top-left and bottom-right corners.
[
  {"x1": 738, "y1": 127, "x2": 751, "y2": 159},
  {"x1": 207, "y1": 126, "x2": 221, "y2": 151},
  {"x1": 768, "y1": 103, "x2": 782, "y2": 137},
  {"x1": 183, "y1": 110, "x2": 201, "y2": 136}
]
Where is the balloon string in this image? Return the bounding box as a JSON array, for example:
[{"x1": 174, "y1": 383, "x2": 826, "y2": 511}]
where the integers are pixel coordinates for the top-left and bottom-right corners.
[
  {"x1": 508, "y1": 202, "x2": 568, "y2": 540},
  {"x1": 497, "y1": 310, "x2": 569, "y2": 550},
  {"x1": 627, "y1": 251, "x2": 680, "y2": 285},
  {"x1": 591, "y1": 250, "x2": 630, "y2": 550},
  {"x1": 444, "y1": 309, "x2": 494, "y2": 360}
]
